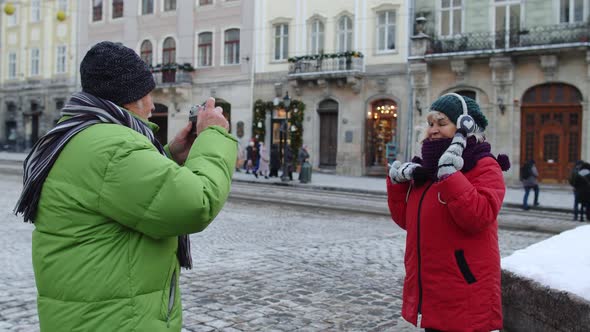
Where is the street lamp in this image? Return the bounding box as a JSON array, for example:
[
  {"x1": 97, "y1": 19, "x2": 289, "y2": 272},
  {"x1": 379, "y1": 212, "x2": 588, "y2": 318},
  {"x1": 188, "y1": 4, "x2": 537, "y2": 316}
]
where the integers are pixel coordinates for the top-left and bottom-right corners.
[{"x1": 281, "y1": 92, "x2": 291, "y2": 182}]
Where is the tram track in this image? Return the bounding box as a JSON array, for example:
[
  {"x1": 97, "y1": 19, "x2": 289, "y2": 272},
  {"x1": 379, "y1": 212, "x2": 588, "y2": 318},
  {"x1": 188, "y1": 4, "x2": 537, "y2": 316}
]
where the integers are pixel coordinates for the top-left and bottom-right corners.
[{"x1": 229, "y1": 181, "x2": 580, "y2": 235}]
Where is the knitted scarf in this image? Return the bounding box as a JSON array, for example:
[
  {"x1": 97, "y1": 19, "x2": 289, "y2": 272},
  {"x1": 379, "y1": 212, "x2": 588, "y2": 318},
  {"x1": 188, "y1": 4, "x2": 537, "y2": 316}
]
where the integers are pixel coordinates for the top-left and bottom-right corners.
[
  {"x1": 413, "y1": 136, "x2": 510, "y2": 186},
  {"x1": 14, "y1": 91, "x2": 193, "y2": 269}
]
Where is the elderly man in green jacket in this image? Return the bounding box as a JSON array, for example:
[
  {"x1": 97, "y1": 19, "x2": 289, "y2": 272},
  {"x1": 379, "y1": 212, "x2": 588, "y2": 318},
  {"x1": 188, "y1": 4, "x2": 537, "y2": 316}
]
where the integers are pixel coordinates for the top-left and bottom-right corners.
[{"x1": 14, "y1": 41, "x2": 237, "y2": 331}]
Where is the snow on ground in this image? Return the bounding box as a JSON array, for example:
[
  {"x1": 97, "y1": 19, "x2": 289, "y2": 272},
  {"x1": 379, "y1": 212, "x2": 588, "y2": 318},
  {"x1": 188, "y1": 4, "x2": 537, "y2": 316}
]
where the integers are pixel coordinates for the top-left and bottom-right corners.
[{"x1": 502, "y1": 225, "x2": 590, "y2": 302}]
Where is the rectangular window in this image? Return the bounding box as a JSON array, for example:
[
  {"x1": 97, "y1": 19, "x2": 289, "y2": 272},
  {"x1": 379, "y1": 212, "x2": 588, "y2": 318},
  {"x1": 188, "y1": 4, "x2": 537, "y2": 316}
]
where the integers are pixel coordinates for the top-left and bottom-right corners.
[
  {"x1": 198, "y1": 32, "x2": 213, "y2": 67},
  {"x1": 8, "y1": 52, "x2": 17, "y2": 79},
  {"x1": 142, "y1": 0, "x2": 154, "y2": 15},
  {"x1": 337, "y1": 16, "x2": 353, "y2": 52},
  {"x1": 274, "y1": 24, "x2": 289, "y2": 61},
  {"x1": 31, "y1": 48, "x2": 40, "y2": 76},
  {"x1": 7, "y1": 6, "x2": 18, "y2": 26},
  {"x1": 164, "y1": 0, "x2": 177, "y2": 11},
  {"x1": 31, "y1": 0, "x2": 41, "y2": 22},
  {"x1": 310, "y1": 20, "x2": 325, "y2": 54},
  {"x1": 377, "y1": 10, "x2": 396, "y2": 52},
  {"x1": 93, "y1": 0, "x2": 103, "y2": 21},
  {"x1": 560, "y1": 0, "x2": 585, "y2": 23},
  {"x1": 113, "y1": 0, "x2": 124, "y2": 18},
  {"x1": 58, "y1": 0, "x2": 68, "y2": 11},
  {"x1": 224, "y1": 29, "x2": 240, "y2": 65},
  {"x1": 56, "y1": 46, "x2": 67, "y2": 74},
  {"x1": 199, "y1": 0, "x2": 213, "y2": 5},
  {"x1": 440, "y1": 0, "x2": 462, "y2": 37}
]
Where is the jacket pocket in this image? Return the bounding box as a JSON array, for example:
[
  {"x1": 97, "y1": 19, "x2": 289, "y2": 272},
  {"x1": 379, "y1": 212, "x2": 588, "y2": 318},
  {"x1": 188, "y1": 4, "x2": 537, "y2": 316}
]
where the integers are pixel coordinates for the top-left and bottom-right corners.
[
  {"x1": 160, "y1": 261, "x2": 178, "y2": 324},
  {"x1": 454, "y1": 249, "x2": 477, "y2": 284}
]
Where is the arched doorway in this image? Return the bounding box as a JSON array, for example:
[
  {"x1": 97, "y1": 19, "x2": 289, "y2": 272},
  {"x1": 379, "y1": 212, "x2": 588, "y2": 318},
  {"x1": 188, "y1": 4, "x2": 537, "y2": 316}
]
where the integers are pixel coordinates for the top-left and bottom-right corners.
[
  {"x1": 366, "y1": 99, "x2": 397, "y2": 175},
  {"x1": 521, "y1": 83, "x2": 583, "y2": 183},
  {"x1": 152, "y1": 103, "x2": 168, "y2": 144},
  {"x1": 317, "y1": 99, "x2": 338, "y2": 168}
]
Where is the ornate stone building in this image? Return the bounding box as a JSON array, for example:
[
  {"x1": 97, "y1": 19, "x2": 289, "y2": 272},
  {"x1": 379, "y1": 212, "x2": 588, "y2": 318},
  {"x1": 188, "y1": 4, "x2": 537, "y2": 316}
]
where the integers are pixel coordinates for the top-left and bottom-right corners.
[
  {"x1": 409, "y1": 0, "x2": 590, "y2": 183},
  {"x1": 0, "y1": 0, "x2": 78, "y2": 151},
  {"x1": 252, "y1": 0, "x2": 411, "y2": 176}
]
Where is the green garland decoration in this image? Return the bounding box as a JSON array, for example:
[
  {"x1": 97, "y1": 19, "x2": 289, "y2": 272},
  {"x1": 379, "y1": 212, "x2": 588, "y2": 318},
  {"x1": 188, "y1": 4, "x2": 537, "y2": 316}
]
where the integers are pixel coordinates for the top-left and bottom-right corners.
[
  {"x1": 288, "y1": 51, "x2": 364, "y2": 63},
  {"x1": 252, "y1": 99, "x2": 306, "y2": 162},
  {"x1": 150, "y1": 62, "x2": 195, "y2": 72}
]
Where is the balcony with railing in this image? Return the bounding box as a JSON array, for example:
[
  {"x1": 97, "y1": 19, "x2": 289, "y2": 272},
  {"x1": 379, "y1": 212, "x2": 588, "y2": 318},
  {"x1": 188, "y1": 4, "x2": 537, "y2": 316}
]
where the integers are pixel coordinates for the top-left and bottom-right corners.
[
  {"x1": 151, "y1": 63, "x2": 194, "y2": 86},
  {"x1": 287, "y1": 52, "x2": 364, "y2": 79},
  {"x1": 427, "y1": 22, "x2": 590, "y2": 56}
]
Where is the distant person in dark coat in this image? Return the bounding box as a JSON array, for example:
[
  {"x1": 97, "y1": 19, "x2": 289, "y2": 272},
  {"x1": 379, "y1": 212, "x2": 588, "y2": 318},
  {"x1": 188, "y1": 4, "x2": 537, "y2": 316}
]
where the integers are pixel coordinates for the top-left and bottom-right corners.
[
  {"x1": 520, "y1": 159, "x2": 540, "y2": 210},
  {"x1": 297, "y1": 144, "x2": 310, "y2": 181},
  {"x1": 569, "y1": 160, "x2": 590, "y2": 221},
  {"x1": 283, "y1": 145, "x2": 294, "y2": 181},
  {"x1": 269, "y1": 144, "x2": 281, "y2": 177}
]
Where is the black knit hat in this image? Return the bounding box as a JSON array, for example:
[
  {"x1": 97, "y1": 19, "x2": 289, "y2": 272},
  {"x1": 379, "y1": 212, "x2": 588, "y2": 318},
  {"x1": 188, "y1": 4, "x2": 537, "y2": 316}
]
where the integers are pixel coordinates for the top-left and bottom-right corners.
[
  {"x1": 80, "y1": 41, "x2": 155, "y2": 106},
  {"x1": 430, "y1": 94, "x2": 488, "y2": 130}
]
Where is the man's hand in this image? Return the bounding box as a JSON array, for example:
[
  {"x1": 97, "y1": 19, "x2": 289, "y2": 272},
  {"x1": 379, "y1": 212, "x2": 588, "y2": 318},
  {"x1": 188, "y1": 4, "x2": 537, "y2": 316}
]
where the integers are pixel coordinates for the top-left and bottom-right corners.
[
  {"x1": 168, "y1": 122, "x2": 197, "y2": 165},
  {"x1": 437, "y1": 129, "x2": 467, "y2": 179},
  {"x1": 389, "y1": 161, "x2": 420, "y2": 184},
  {"x1": 196, "y1": 97, "x2": 229, "y2": 135}
]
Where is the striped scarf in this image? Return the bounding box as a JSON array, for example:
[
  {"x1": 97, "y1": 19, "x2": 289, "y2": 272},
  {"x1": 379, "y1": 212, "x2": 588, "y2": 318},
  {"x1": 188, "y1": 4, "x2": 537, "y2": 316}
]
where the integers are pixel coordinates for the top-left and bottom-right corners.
[{"x1": 14, "y1": 91, "x2": 192, "y2": 269}]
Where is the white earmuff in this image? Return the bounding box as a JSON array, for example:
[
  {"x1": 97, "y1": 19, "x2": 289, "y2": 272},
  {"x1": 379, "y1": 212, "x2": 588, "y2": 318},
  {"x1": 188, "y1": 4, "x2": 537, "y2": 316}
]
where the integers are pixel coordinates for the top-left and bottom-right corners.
[{"x1": 442, "y1": 92, "x2": 476, "y2": 134}]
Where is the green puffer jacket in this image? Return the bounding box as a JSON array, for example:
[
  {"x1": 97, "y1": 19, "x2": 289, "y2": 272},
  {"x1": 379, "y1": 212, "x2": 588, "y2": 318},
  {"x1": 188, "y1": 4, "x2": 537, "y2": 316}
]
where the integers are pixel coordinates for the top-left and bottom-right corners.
[{"x1": 32, "y1": 118, "x2": 237, "y2": 332}]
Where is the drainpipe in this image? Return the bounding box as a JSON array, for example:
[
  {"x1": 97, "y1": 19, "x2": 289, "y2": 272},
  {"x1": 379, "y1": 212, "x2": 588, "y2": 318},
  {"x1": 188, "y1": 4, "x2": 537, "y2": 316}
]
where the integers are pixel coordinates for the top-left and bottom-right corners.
[{"x1": 405, "y1": 0, "x2": 416, "y2": 160}]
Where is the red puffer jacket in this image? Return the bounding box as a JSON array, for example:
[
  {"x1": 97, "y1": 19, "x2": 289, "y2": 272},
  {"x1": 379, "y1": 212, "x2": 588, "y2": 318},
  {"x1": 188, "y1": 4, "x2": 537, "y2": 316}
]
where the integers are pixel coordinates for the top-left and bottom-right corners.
[{"x1": 387, "y1": 157, "x2": 505, "y2": 332}]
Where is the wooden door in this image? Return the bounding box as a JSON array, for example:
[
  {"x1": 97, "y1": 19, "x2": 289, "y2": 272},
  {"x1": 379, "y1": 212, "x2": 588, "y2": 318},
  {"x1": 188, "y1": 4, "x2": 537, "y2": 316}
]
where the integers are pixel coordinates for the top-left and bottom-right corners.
[
  {"x1": 521, "y1": 84, "x2": 583, "y2": 183},
  {"x1": 319, "y1": 112, "x2": 338, "y2": 167}
]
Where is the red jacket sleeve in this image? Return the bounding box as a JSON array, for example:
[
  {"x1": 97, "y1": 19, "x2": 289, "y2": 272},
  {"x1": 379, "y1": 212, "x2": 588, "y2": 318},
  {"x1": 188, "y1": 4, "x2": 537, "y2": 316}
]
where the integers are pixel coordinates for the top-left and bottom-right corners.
[
  {"x1": 386, "y1": 176, "x2": 410, "y2": 230},
  {"x1": 437, "y1": 157, "x2": 506, "y2": 234}
]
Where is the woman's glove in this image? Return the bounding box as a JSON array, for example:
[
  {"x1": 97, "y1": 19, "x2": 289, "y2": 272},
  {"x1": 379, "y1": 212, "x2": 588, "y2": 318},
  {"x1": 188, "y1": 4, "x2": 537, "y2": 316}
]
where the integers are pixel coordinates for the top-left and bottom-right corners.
[
  {"x1": 437, "y1": 129, "x2": 467, "y2": 179},
  {"x1": 389, "y1": 161, "x2": 420, "y2": 183}
]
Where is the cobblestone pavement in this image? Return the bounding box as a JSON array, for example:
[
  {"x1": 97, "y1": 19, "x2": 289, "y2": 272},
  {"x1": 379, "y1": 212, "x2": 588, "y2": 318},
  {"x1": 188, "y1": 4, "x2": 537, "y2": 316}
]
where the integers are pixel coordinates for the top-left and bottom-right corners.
[{"x1": 0, "y1": 174, "x2": 550, "y2": 331}]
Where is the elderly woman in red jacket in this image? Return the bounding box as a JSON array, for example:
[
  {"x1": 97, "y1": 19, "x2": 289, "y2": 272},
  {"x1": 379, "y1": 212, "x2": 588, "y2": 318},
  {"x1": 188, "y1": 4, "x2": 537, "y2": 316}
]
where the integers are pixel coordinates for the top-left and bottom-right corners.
[{"x1": 387, "y1": 94, "x2": 510, "y2": 332}]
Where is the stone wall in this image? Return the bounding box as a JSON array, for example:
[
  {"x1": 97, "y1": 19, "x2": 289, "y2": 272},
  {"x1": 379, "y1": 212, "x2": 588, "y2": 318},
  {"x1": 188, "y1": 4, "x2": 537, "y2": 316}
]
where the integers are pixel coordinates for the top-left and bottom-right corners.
[{"x1": 502, "y1": 270, "x2": 590, "y2": 332}]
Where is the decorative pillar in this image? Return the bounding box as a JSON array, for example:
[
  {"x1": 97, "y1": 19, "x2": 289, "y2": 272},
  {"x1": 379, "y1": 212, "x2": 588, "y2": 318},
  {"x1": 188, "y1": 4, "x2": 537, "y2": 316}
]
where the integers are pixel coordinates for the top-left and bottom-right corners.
[
  {"x1": 489, "y1": 56, "x2": 515, "y2": 178},
  {"x1": 409, "y1": 62, "x2": 430, "y2": 157}
]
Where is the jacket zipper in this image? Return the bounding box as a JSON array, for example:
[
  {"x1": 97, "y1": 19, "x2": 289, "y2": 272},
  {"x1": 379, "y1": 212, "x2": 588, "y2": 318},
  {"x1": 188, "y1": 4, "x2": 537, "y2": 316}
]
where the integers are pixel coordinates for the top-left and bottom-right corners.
[
  {"x1": 166, "y1": 271, "x2": 176, "y2": 327},
  {"x1": 416, "y1": 182, "x2": 433, "y2": 327}
]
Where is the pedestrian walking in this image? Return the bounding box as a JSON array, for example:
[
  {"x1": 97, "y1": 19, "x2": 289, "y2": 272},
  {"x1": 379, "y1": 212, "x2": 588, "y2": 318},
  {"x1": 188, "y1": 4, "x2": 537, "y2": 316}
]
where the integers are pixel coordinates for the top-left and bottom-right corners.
[
  {"x1": 386, "y1": 93, "x2": 510, "y2": 332},
  {"x1": 13, "y1": 41, "x2": 237, "y2": 332},
  {"x1": 297, "y1": 145, "x2": 311, "y2": 183},
  {"x1": 269, "y1": 144, "x2": 281, "y2": 177},
  {"x1": 568, "y1": 160, "x2": 590, "y2": 221},
  {"x1": 520, "y1": 159, "x2": 540, "y2": 210},
  {"x1": 257, "y1": 141, "x2": 270, "y2": 179},
  {"x1": 282, "y1": 145, "x2": 294, "y2": 181},
  {"x1": 244, "y1": 140, "x2": 255, "y2": 174}
]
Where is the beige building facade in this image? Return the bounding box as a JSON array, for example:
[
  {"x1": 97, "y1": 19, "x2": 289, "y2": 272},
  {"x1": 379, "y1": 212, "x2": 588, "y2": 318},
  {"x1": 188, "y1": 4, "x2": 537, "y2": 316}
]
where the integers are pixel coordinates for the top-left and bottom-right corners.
[
  {"x1": 410, "y1": 0, "x2": 590, "y2": 184},
  {"x1": 0, "y1": 0, "x2": 78, "y2": 151},
  {"x1": 252, "y1": 0, "x2": 411, "y2": 176},
  {"x1": 77, "y1": 0, "x2": 254, "y2": 147}
]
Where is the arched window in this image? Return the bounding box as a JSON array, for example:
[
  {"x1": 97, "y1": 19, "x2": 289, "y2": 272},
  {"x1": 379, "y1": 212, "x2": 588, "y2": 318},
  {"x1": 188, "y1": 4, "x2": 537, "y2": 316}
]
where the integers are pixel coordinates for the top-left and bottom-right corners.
[
  {"x1": 337, "y1": 16, "x2": 353, "y2": 52},
  {"x1": 310, "y1": 19, "x2": 324, "y2": 54},
  {"x1": 140, "y1": 40, "x2": 153, "y2": 65},
  {"x1": 198, "y1": 32, "x2": 212, "y2": 67},
  {"x1": 224, "y1": 29, "x2": 240, "y2": 65},
  {"x1": 162, "y1": 37, "x2": 176, "y2": 64}
]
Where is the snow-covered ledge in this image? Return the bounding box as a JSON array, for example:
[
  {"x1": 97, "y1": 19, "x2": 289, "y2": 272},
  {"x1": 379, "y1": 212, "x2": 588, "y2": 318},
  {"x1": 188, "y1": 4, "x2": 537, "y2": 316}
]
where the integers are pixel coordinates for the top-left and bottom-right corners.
[{"x1": 501, "y1": 226, "x2": 590, "y2": 332}]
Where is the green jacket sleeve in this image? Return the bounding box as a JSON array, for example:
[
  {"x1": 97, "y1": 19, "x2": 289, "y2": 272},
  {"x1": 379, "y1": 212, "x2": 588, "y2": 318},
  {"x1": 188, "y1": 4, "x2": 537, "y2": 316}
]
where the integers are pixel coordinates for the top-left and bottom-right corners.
[{"x1": 98, "y1": 126, "x2": 237, "y2": 239}]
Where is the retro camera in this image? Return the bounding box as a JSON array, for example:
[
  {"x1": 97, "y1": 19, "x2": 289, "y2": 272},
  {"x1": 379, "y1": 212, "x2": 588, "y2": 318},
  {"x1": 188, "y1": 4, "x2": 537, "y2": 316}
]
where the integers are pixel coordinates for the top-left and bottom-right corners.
[{"x1": 188, "y1": 103, "x2": 204, "y2": 134}]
